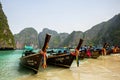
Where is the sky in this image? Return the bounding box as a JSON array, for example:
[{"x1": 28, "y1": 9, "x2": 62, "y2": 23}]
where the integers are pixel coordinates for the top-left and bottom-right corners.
[{"x1": 0, "y1": 0, "x2": 120, "y2": 34}]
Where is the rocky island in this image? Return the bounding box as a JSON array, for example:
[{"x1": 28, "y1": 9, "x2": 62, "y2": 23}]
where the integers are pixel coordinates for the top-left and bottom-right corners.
[{"x1": 0, "y1": 3, "x2": 15, "y2": 50}]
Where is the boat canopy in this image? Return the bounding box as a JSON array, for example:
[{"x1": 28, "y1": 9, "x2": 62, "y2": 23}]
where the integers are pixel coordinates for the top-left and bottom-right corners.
[{"x1": 24, "y1": 46, "x2": 33, "y2": 51}]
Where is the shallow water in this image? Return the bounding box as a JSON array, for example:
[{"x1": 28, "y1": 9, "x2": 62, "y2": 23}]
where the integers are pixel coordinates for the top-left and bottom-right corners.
[{"x1": 0, "y1": 50, "x2": 120, "y2": 80}]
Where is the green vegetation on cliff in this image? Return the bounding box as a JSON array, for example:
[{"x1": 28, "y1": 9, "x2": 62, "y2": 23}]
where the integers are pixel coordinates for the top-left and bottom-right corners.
[
  {"x1": 60, "y1": 31, "x2": 83, "y2": 47},
  {"x1": 38, "y1": 28, "x2": 69, "y2": 48},
  {"x1": 0, "y1": 3, "x2": 15, "y2": 49},
  {"x1": 14, "y1": 27, "x2": 38, "y2": 49},
  {"x1": 85, "y1": 13, "x2": 120, "y2": 46}
]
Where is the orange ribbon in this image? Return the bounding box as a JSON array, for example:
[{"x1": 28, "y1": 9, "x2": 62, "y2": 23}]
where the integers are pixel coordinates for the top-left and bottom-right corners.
[
  {"x1": 42, "y1": 52, "x2": 47, "y2": 68},
  {"x1": 40, "y1": 50, "x2": 47, "y2": 68}
]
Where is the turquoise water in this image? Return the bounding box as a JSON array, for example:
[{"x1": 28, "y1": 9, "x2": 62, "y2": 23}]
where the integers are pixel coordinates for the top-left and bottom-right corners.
[
  {"x1": 1, "y1": 50, "x2": 120, "y2": 80},
  {"x1": 0, "y1": 50, "x2": 75, "y2": 80},
  {"x1": 0, "y1": 50, "x2": 37, "y2": 80},
  {"x1": 0, "y1": 50, "x2": 72, "y2": 80}
]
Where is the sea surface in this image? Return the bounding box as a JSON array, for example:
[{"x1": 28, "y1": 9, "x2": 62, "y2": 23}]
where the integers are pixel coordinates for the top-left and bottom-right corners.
[
  {"x1": 0, "y1": 50, "x2": 39, "y2": 80},
  {"x1": 0, "y1": 50, "x2": 120, "y2": 80}
]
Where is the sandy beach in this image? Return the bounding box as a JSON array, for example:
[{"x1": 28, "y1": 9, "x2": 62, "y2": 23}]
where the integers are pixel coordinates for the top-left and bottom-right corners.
[{"x1": 16, "y1": 54, "x2": 120, "y2": 80}]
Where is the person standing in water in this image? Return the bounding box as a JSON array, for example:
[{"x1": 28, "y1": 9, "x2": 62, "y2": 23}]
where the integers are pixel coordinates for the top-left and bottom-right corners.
[
  {"x1": 112, "y1": 45, "x2": 119, "y2": 53},
  {"x1": 102, "y1": 43, "x2": 107, "y2": 56},
  {"x1": 86, "y1": 46, "x2": 91, "y2": 57}
]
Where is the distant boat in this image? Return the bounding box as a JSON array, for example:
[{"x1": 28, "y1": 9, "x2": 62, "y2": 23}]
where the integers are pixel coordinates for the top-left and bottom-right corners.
[
  {"x1": 107, "y1": 48, "x2": 120, "y2": 55},
  {"x1": 79, "y1": 49, "x2": 100, "y2": 59},
  {"x1": 20, "y1": 34, "x2": 51, "y2": 73}
]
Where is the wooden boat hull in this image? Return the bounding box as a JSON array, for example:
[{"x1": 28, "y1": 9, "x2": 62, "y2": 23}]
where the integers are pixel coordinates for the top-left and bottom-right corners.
[
  {"x1": 20, "y1": 53, "x2": 43, "y2": 73},
  {"x1": 107, "y1": 49, "x2": 120, "y2": 55},
  {"x1": 47, "y1": 54, "x2": 74, "y2": 68},
  {"x1": 79, "y1": 51, "x2": 85, "y2": 60},
  {"x1": 110, "y1": 52, "x2": 120, "y2": 56},
  {"x1": 91, "y1": 51, "x2": 100, "y2": 59}
]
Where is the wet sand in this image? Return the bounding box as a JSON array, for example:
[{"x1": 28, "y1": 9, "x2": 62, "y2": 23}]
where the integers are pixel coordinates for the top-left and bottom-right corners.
[{"x1": 17, "y1": 54, "x2": 120, "y2": 80}]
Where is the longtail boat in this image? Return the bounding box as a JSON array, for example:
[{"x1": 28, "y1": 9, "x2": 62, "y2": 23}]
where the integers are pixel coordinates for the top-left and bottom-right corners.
[
  {"x1": 107, "y1": 48, "x2": 120, "y2": 55},
  {"x1": 47, "y1": 39, "x2": 83, "y2": 68},
  {"x1": 20, "y1": 34, "x2": 51, "y2": 73},
  {"x1": 79, "y1": 47, "x2": 100, "y2": 59}
]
